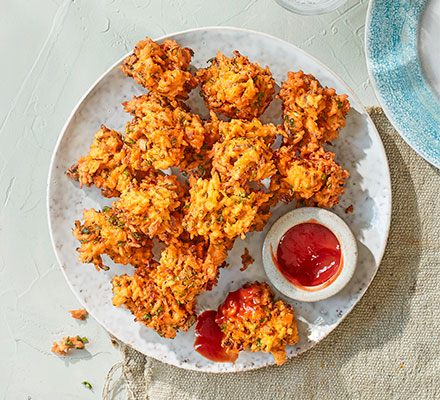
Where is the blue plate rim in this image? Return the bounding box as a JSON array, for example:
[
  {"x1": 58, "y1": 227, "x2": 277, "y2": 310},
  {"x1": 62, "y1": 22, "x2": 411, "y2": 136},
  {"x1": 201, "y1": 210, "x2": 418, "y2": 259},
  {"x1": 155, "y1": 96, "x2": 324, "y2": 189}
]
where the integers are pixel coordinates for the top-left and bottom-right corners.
[{"x1": 365, "y1": 0, "x2": 440, "y2": 169}]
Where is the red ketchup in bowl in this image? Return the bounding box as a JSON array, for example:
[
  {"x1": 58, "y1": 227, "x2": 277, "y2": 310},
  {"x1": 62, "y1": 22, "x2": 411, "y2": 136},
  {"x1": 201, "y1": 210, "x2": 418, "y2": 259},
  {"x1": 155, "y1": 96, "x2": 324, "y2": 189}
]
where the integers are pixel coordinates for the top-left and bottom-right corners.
[{"x1": 274, "y1": 222, "x2": 342, "y2": 289}]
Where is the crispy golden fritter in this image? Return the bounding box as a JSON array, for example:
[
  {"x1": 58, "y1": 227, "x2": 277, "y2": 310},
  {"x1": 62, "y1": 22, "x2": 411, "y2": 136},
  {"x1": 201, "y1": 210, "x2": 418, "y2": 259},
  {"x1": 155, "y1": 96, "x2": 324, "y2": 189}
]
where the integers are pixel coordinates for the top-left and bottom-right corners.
[
  {"x1": 112, "y1": 261, "x2": 196, "y2": 339},
  {"x1": 179, "y1": 111, "x2": 221, "y2": 178},
  {"x1": 66, "y1": 126, "x2": 132, "y2": 198},
  {"x1": 216, "y1": 282, "x2": 298, "y2": 365},
  {"x1": 197, "y1": 51, "x2": 275, "y2": 120},
  {"x1": 123, "y1": 91, "x2": 182, "y2": 117},
  {"x1": 113, "y1": 173, "x2": 187, "y2": 243},
  {"x1": 279, "y1": 71, "x2": 350, "y2": 154},
  {"x1": 123, "y1": 93, "x2": 206, "y2": 170},
  {"x1": 120, "y1": 37, "x2": 198, "y2": 99},
  {"x1": 112, "y1": 239, "x2": 229, "y2": 338},
  {"x1": 73, "y1": 207, "x2": 153, "y2": 270},
  {"x1": 210, "y1": 118, "x2": 279, "y2": 185},
  {"x1": 270, "y1": 146, "x2": 349, "y2": 208},
  {"x1": 183, "y1": 172, "x2": 272, "y2": 244},
  {"x1": 179, "y1": 146, "x2": 213, "y2": 179}
]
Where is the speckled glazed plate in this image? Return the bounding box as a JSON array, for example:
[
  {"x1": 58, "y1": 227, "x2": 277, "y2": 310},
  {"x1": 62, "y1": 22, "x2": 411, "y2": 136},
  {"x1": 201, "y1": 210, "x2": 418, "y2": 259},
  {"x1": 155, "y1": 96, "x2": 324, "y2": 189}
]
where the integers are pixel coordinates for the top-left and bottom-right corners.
[
  {"x1": 366, "y1": 0, "x2": 440, "y2": 168},
  {"x1": 47, "y1": 27, "x2": 391, "y2": 372}
]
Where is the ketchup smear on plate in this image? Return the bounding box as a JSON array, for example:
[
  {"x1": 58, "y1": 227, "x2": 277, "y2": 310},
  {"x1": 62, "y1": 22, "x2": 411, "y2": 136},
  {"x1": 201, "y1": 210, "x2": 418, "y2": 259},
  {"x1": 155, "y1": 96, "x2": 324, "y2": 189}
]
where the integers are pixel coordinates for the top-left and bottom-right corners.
[
  {"x1": 275, "y1": 222, "x2": 342, "y2": 288},
  {"x1": 194, "y1": 311, "x2": 238, "y2": 363}
]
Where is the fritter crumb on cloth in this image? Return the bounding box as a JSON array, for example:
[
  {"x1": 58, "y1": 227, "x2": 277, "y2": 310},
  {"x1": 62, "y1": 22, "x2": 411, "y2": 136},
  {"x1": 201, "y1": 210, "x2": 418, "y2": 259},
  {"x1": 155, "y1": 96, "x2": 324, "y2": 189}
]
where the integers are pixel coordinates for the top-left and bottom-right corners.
[
  {"x1": 240, "y1": 248, "x2": 254, "y2": 271},
  {"x1": 183, "y1": 172, "x2": 272, "y2": 244},
  {"x1": 270, "y1": 146, "x2": 349, "y2": 208},
  {"x1": 114, "y1": 173, "x2": 187, "y2": 243},
  {"x1": 216, "y1": 282, "x2": 298, "y2": 365},
  {"x1": 73, "y1": 207, "x2": 153, "y2": 270},
  {"x1": 112, "y1": 239, "x2": 229, "y2": 338},
  {"x1": 69, "y1": 309, "x2": 88, "y2": 320},
  {"x1": 51, "y1": 335, "x2": 88, "y2": 356},
  {"x1": 66, "y1": 126, "x2": 132, "y2": 198},
  {"x1": 210, "y1": 118, "x2": 279, "y2": 185},
  {"x1": 120, "y1": 37, "x2": 198, "y2": 99},
  {"x1": 123, "y1": 93, "x2": 206, "y2": 170},
  {"x1": 197, "y1": 51, "x2": 275, "y2": 120},
  {"x1": 279, "y1": 71, "x2": 350, "y2": 154}
]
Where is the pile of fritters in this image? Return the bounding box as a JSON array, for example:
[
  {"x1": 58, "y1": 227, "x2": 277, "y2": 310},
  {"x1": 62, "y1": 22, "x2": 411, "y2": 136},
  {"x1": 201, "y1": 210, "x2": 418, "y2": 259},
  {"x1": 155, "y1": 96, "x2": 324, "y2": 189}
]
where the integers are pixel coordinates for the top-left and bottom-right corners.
[{"x1": 68, "y1": 36, "x2": 351, "y2": 363}]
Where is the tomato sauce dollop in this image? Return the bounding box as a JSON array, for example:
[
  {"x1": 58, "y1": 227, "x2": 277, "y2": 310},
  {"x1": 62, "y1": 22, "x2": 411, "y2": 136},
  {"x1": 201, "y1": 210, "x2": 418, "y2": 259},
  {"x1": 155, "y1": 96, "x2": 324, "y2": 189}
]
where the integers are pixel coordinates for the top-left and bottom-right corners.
[
  {"x1": 275, "y1": 222, "x2": 342, "y2": 288},
  {"x1": 215, "y1": 284, "x2": 261, "y2": 325}
]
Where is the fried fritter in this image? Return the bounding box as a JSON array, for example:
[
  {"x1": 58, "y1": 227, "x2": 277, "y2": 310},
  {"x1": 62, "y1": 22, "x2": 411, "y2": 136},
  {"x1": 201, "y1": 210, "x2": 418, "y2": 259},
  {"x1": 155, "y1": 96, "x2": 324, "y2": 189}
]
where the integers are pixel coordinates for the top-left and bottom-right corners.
[
  {"x1": 112, "y1": 260, "x2": 196, "y2": 339},
  {"x1": 73, "y1": 207, "x2": 153, "y2": 271},
  {"x1": 270, "y1": 146, "x2": 349, "y2": 208},
  {"x1": 179, "y1": 111, "x2": 221, "y2": 178},
  {"x1": 179, "y1": 146, "x2": 213, "y2": 179},
  {"x1": 197, "y1": 51, "x2": 275, "y2": 120},
  {"x1": 112, "y1": 239, "x2": 229, "y2": 338},
  {"x1": 123, "y1": 93, "x2": 206, "y2": 170},
  {"x1": 216, "y1": 282, "x2": 298, "y2": 365},
  {"x1": 183, "y1": 172, "x2": 272, "y2": 244},
  {"x1": 210, "y1": 118, "x2": 279, "y2": 185},
  {"x1": 120, "y1": 37, "x2": 198, "y2": 99},
  {"x1": 113, "y1": 173, "x2": 186, "y2": 243},
  {"x1": 279, "y1": 71, "x2": 350, "y2": 154},
  {"x1": 66, "y1": 126, "x2": 132, "y2": 198}
]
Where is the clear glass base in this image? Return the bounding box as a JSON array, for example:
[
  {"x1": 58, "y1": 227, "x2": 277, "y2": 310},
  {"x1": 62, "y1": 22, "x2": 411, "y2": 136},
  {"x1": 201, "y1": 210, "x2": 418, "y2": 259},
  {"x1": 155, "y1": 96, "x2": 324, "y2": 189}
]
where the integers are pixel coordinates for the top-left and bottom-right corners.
[{"x1": 274, "y1": 0, "x2": 348, "y2": 15}]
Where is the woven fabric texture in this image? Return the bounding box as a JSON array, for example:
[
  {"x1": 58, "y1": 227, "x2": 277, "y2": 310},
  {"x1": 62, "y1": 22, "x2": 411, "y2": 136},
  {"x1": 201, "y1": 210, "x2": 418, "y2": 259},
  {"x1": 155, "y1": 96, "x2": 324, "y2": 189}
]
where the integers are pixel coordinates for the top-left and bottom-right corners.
[{"x1": 106, "y1": 107, "x2": 440, "y2": 400}]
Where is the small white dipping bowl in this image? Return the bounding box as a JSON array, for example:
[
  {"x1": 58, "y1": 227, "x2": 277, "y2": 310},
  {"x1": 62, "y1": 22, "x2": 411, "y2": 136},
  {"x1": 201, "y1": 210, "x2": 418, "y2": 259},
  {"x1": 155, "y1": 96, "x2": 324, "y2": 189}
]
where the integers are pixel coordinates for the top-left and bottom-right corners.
[{"x1": 262, "y1": 207, "x2": 358, "y2": 302}]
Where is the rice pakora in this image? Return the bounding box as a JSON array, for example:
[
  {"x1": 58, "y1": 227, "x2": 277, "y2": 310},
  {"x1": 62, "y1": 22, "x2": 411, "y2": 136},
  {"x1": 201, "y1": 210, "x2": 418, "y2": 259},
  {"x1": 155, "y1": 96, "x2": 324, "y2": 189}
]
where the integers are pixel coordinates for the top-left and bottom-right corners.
[
  {"x1": 279, "y1": 71, "x2": 350, "y2": 154},
  {"x1": 66, "y1": 126, "x2": 131, "y2": 198},
  {"x1": 179, "y1": 111, "x2": 221, "y2": 178},
  {"x1": 197, "y1": 51, "x2": 275, "y2": 120},
  {"x1": 112, "y1": 239, "x2": 229, "y2": 338},
  {"x1": 183, "y1": 172, "x2": 272, "y2": 244},
  {"x1": 114, "y1": 173, "x2": 186, "y2": 243},
  {"x1": 270, "y1": 145, "x2": 349, "y2": 208},
  {"x1": 120, "y1": 37, "x2": 198, "y2": 99},
  {"x1": 210, "y1": 118, "x2": 279, "y2": 185},
  {"x1": 216, "y1": 282, "x2": 298, "y2": 365},
  {"x1": 73, "y1": 207, "x2": 153, "y2": 271},
  {"x1": 123, "y1": 93, "x2": 206, "y2": 170}
]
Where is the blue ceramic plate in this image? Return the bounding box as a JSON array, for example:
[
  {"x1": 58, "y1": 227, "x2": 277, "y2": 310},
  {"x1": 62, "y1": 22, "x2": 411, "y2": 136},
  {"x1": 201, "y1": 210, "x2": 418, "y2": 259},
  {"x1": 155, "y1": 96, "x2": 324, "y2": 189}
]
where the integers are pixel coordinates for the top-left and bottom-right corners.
[{"x1": 366, "y1": 0, "x2": 440, "y2": 168}]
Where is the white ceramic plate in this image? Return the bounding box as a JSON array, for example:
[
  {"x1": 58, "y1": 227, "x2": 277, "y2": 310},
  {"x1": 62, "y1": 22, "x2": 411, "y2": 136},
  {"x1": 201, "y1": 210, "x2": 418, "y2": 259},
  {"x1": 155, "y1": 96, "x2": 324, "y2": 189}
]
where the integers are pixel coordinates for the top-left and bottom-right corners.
[{"x1": 47, "y1": 27, "x2": 391, "y2": 373}]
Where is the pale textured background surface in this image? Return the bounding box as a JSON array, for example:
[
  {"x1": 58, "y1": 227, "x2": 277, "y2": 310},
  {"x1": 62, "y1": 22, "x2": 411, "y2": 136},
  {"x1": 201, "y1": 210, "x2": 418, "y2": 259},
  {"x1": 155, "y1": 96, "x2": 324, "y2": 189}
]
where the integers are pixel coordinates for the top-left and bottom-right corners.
[{"x1": 0, "y1": 0, "x2": 377, "y2": 398}]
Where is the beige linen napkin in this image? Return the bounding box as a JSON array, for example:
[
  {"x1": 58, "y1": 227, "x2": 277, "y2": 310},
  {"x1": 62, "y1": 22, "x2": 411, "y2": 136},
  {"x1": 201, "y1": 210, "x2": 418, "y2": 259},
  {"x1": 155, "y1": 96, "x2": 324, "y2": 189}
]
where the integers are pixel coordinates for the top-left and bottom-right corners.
[{"x1": 104, "y1": 107, "x2": 440, "y2": 400}]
